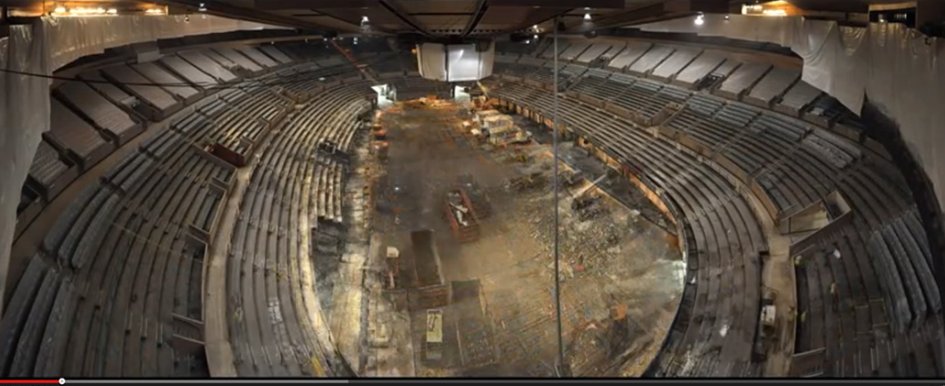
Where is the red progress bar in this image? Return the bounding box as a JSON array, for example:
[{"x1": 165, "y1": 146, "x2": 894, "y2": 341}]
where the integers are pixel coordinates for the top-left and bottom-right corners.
[{"x1": 0, "y1": 380, "x2": 60, "y2": 384}]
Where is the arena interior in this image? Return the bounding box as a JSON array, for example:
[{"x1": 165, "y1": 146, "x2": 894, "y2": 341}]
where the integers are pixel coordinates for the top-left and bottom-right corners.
[{"x1": 1, "y1": 0, "x2": 944, "y2": 378}]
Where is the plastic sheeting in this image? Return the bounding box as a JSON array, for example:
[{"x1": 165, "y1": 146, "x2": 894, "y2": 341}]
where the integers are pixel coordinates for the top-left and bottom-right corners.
[
  {"x1": 0, "y1": 24, "x2": 50, "y2": 311},
  {"x1": 0, "y1": 14, "x2": 281, "y2": 313},
  {"x1": 418, "y1": 42, "x2": 494, "y2": 82},
  {"x1": 447, "y1": 42, "x2": 493, "y2": 82},
  {"x1": 417, "y1": 42, "x2": 447, "y2": 81},
  {"x1": 43, "y1": 14, "x2": 279, "y2": 71},
  {"x1": 638, "y1": 14, "x2": 945, "y2": 223}
]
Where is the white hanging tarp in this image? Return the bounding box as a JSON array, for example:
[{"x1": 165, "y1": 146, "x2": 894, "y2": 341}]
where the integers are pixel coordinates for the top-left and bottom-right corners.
[
  {"x1": 0, "y1": 14, "x2": 282, "y2": 314},
  {"x1": 42, "y1": 14, "x2": 281, "y2": 71},
  {"x1": 0, "y1": 24, "x2": 51, "y2": 310},
  {"x1": 417, "y1": 42, "x2": 447, "y2": 81},
  {"x1": 418, "y1": 41, "x2": 494, "y2": 82},
  {"x1": 638, "y1": 15, "x2": 945, "y2": 220}
]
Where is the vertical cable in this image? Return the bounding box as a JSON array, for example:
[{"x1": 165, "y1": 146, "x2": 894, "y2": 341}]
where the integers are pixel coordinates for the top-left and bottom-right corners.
[{"x1": 551, "y1": 15, "x2": 565, "y2": 377}]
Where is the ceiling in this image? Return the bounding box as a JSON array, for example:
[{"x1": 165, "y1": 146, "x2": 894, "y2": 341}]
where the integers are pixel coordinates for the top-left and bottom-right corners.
[
  {"x1": 229, "y1": 0, "x2": 672, "y2": 38},
  {"x1": 4, "y1": 1, "x2": 931, "y2": 38}
]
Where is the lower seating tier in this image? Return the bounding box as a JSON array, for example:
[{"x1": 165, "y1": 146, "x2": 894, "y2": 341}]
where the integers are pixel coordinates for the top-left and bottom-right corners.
[{"x1": 483, "y1": 69, "x2": 944, "y2": 377}]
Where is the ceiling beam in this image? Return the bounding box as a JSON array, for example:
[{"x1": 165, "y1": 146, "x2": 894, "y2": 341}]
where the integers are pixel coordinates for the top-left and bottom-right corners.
[
  {"x1": 461, "y1": 0, "x2": 489, "y2": 37},
  {"x1": 488, "y1": 0, "x2": 624, "y2": 8},
  {"x1": 254, "y1": 0, "x2": 378, "y2": 9},
  {"x1": 165, "y1": 0, "x2": 333, "y2": 31},
  {"x1": 379, "y1": 0, "x2": 432, "y2": 36},
  {"x1": 310, "y1": 7, "x2": 395, "y2": 35},
  {"x1": 491, "y1": 6, "x2": 573, "y2": 36},
  {"x1": 578, "y1": 0, "x2": 727, "y2": 31}
]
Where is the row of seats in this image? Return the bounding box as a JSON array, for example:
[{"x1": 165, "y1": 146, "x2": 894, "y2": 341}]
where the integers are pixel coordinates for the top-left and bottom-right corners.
[
  {"x1": 485, "y1": 55, "x2": 944, "y2": 376},
  {"x1": 794, "y1": 168, "x2": 943, "y2": 376},
  {"x1": 498, "y1": 39, "x2": 849, "y2": 131},
  {"x1": 1, "y1": 128, "x2": 233, "y2": 376},
  {"x1": 14, "y1": 44, "x2": 304, "y2": 241},
  {"x1": 3, "y1": 42, "x2": 359, "y2": 377},
  {"x1": 486, "y1": 80, "x2": 767, "y2": 376},
  {"x1": 497, "y1": 45, "x2": 880, "y2": 219},
  {"x1": 226, "y1": 80, "x2": 373, "y2": 376}
]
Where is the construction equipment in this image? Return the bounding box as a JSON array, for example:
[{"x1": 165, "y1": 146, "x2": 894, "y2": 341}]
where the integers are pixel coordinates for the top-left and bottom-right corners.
[
  {"x1": 408, "y1": 230, "x2": 450, "y2": 310},
  {"x1": 443, "y1": 188, "x2": 481, "y2": 242},
  {"x1": 752, "y1": 291, "x2": 778, "y2": 362},
  {"x1": 385, "y1": 246, "x2": 400, "y2": 289},
  {"x1": 451, "y1": 280, "x2": 498, "y2": 372},
  {"x1": 317, "y1": 140, "x2": 350, "y2": 164},
  {"x1": 457, "y1": 174, "x2": 491, "y2": 219},
  {"x1": 505, "y1": 150, "x2": 531, "y2": 164},
  {"x1": 371, "y1": 123, "x2": 387, "y2": 140},
  {"x1": 559, "y1": 169, "x2": 585, "y2": 188},
  {"x1": 424, "y1": 309, "x2": 444, "y2": 362},
  {"x1": 507, "y1": 172, "x2": 546, "y2": 192},
  {"x1": 571, "y1": 194, "x2": 608, "y2": 221}
]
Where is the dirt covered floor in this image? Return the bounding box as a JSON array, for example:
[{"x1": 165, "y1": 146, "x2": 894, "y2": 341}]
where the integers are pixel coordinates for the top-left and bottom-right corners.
[{"x1": 354, "y1": 98, "x2": 684, "y2": 377}]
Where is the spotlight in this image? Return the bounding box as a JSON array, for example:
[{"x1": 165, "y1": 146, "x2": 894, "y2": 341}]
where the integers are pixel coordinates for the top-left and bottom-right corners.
[
  {"x1": 583, "y1": 13, "x2": 592, "y2": 21},
  {"x1": 694, "y1": 13, "x2": 705, "y2": 26},
  {"x1": 533, "y1": 34, "x2": 538, "y2": 39},
  {"x1": 198, "y1": 2, "x2": 207, "y2": 12}
]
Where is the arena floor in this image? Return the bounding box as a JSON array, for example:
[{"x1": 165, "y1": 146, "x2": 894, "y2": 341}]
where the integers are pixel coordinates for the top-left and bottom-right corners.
[{"x1": 345, "y1": 99, "x2": 684, "y2": 376}]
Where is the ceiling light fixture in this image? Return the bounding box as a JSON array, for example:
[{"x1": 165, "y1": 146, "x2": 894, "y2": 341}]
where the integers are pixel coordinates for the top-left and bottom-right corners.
[
  {"x1": 761, "y1": 9, "x2": 787, "y2": 16},
  {"x1": 694, "y1": 13, "x2": 705, "y2": 26},
  {"x1": 52, "y1": 5, "x2": 124, "y2": 17},
  {"x1": 198, "y1": 3, "x2": 207, "y2": 12},
  {"x1": 583, "y1": 13, "x2": 592, "y2": 21}
]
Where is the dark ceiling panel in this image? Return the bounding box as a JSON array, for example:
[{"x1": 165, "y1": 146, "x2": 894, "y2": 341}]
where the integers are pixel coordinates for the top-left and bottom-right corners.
[
  {"x1": 786, "y1": 0, "x2": 874, "y2": 12},
  {"x1": 488, "y1": 0, "x2": 625, "y2": 8},
  {"x1": 254, "y1": 0, "x2": 377, "y2": 9},
  {"x1": 17, "y1": 0, "x2": 901, "y2": 38}
]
